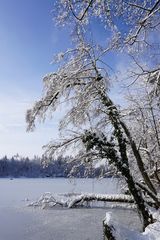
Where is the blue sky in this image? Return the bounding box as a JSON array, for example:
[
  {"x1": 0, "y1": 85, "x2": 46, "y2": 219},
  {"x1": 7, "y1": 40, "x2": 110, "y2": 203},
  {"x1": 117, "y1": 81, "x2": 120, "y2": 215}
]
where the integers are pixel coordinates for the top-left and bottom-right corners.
[
  {"x1": 0, "y1": 0, "x2": 68, "y2": 158},
  {"x1": 0, "y1": 0, "x2": 126, "y2": 158}
]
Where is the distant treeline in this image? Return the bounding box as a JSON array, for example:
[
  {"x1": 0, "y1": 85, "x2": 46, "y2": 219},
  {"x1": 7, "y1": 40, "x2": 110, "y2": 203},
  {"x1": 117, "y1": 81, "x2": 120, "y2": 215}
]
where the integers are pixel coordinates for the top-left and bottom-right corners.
[{"x1": 0, "y1": 155, "x2": 109, "y2": 178}]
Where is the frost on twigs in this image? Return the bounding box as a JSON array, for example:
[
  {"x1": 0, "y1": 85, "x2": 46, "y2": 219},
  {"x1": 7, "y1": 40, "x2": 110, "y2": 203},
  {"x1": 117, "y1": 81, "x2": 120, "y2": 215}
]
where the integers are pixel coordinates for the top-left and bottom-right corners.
[
  {"x1": 26, "y1": 42, "x2": 110, "y2": 133},
  {"x1": 53, "y1": 0, "x2": 160, "y2": 47}
]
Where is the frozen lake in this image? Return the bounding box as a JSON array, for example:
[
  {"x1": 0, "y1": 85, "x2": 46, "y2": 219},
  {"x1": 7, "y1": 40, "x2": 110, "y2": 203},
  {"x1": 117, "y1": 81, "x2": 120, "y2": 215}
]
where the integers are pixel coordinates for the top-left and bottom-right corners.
[
  {"x1": 0, "y1": 178, "x2": 121, "y2": 207},
  {"x1": 0, "y1": 178, "x2": 141, "y2": 240}
]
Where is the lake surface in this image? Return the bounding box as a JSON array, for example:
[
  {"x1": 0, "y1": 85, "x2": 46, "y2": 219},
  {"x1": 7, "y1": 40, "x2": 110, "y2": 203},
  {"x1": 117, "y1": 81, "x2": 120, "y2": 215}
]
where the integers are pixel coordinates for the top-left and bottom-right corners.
[
  {"x1": 0, "y1": 178, "x2": 141, "y2": 240},
  {"x1": 0, "y1": 178, "x2": 121, "y2": 207}
]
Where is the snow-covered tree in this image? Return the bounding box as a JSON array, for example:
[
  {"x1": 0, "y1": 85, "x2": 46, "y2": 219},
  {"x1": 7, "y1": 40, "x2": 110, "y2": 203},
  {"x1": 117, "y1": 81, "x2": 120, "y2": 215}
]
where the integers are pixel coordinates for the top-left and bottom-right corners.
[
  {"x1": 26, "y1": 0, "x2": 160, "y2": 230},
  {"x1": 122, "y1": 81, "x2": 160, "y2": 186},
  {"x1": 53, "y1": 0, "x2": 160, "y2": 94}
]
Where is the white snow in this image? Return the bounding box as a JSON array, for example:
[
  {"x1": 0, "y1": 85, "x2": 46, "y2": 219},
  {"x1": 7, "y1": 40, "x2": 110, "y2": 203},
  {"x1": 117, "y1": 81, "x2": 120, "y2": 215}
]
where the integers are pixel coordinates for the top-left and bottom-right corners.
[
  {"x1": 28, "y1": 192, "x2": 135, "y2": 209},
  {"x1": 104, "y1": 210, "x2": 160, "y2": 240}
]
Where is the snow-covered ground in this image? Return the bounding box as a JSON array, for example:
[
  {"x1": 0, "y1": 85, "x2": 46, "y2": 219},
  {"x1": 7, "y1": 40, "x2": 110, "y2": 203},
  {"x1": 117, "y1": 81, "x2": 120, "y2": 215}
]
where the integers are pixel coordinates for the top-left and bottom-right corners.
[
  {"x1": 0, "y1": 178, "x2": 121, "y2": 240},
  {"x1": 104, "y1": 210, "x2": 160, "y2": 240}
]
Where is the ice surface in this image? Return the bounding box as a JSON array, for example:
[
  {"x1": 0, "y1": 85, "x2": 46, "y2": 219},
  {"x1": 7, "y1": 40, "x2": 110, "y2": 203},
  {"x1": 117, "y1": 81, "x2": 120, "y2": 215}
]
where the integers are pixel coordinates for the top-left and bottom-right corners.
[
  {"x1": 0, "y1": 206, "x2": 107, "y2": 240},
  {"x1": 0, "y1": 178, "x2": 157, "y2": 240},
  {"x1": 0, "y1": 178, "x2": 120, "y2": 240}
]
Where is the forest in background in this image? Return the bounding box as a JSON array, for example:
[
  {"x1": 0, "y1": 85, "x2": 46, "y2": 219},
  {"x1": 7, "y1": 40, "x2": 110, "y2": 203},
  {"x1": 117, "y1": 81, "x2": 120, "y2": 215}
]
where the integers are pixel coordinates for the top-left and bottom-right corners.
[{"x1": 0, "y1": 154, "x2": 110, "y2": 178}]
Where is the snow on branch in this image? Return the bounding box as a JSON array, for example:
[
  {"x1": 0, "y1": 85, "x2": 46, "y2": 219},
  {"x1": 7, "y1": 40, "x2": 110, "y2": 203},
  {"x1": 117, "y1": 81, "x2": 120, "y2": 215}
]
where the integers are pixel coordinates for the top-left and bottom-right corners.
[
  {"x1": 26, "y1": 43, "x2": 109, "y2": 132},
  {"x1": 28, "y1": 192, "x2": 155, "y2": 209}
]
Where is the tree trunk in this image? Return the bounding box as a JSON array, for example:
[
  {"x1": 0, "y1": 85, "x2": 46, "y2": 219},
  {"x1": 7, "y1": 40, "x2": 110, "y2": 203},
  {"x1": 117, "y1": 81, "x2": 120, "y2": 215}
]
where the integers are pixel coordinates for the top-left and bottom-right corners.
[
  {"x1": 99, "y1": 89, "x2": 156, "y2": 195},
  {"x1": 91, "y1": 90, "x2": 154, "y2": 229},
  {"x1": 120, "y1": 121, "x2": 157, "y2": 195},
  {"x1": 120, "y1": 168, "x2": 153, "y2": 230}
]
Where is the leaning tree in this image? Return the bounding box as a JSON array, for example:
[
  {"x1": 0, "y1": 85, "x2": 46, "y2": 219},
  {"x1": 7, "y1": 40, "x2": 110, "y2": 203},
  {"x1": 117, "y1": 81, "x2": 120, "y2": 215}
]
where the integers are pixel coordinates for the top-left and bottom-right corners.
[{"x1": 26, "y1": 0, "x2": 160, "y2": 230}]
